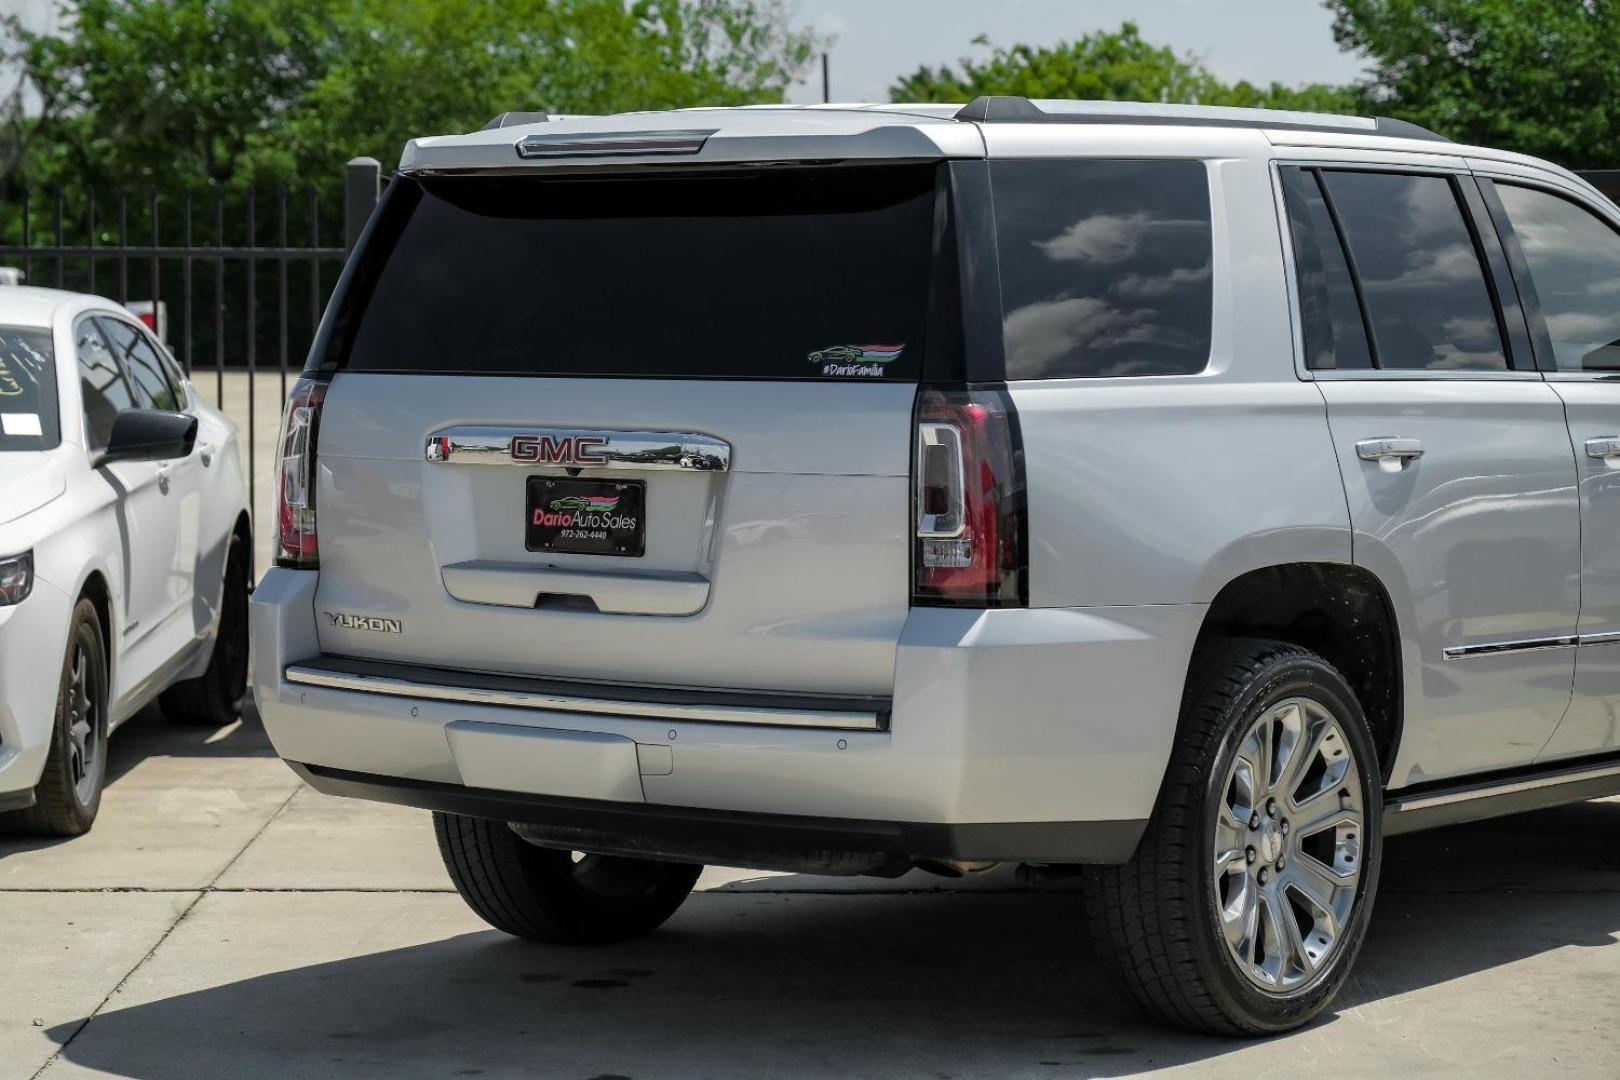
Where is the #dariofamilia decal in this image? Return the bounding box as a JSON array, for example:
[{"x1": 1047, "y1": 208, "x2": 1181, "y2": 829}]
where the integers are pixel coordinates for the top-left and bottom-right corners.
[{"x1": 809, "y1": 344, "x2": 905, "y2": 378}]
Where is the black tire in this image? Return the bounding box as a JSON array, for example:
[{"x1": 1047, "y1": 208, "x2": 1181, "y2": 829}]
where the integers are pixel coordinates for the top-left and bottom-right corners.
[
  {"x1": 0, "y1": 598, "x2": 109, "y2": 837},
  {"x1": 160, "y1": 533, "x2": 250, "y2": 726},
  {"x1": 1083, "y1": 638, "x2": 1383, "y2": 1036},
  {"x1": 434, "y1": 812, "x2": 702, "y2": 945}
]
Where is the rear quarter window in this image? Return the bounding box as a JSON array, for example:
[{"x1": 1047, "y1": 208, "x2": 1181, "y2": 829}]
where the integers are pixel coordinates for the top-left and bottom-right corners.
[
  {"x1": 990, "y1": 158, "x2": 1214, "y2": 379},
  {"x1": 0, "y1": 325, "x2": 60, "y2": 451}
]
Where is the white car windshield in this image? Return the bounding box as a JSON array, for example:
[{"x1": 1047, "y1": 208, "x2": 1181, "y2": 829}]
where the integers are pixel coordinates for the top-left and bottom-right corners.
[{"x1": 0, "y1": 325, "x2": 59, "y2": 452}]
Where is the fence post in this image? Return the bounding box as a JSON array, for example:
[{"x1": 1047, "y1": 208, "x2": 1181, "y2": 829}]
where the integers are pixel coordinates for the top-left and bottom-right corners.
[{"x1": 343, "y1": 157, "x2": 381, "y2": 252}]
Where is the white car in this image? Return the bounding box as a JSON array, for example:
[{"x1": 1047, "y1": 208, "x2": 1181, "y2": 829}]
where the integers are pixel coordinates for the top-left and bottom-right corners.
[{"x1": 0, "y1": 286, "x2": 251, "y2": 836}]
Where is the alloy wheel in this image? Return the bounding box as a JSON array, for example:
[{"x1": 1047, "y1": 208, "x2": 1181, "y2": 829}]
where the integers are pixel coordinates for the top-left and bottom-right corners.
[
  {"x1": 65, "y1": 640, "x2": 104, "y2": 806},
  {"x1": 1212, "y1": 696, "x2": 1364, "y2": 993}
]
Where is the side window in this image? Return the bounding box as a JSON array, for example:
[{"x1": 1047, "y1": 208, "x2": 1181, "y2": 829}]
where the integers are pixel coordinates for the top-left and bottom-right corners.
[
  {"x1": 75, "y1": 320, "x2": 138, "y2": 451},
  {"x1": 1319, "y1": 170, "x2": 1507, "y2": 371},
  {"x1": 1494, "y1": 183, "x2": 1620, "y2": 372},
  {"x1": 98, "y1": 317, "x2": 183, "y2": 411},
  {"x1": 990, "y1": 158, "x2": 1214, "y2": 379},
  {"x1": 1280, "y1": 167, "x2": 1373, "y2": 370}
]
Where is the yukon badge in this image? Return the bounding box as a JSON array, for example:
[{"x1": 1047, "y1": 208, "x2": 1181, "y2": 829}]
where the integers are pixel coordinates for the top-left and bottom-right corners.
[{"x1": 325, "y1": 612, "x2": 403, "y2": 634}]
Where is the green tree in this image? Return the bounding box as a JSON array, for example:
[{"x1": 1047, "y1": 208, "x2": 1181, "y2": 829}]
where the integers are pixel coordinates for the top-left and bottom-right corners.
[
  {"x1": 5, "y1": 0, "x2": 819, "y2": 192},
  {"x1": 890, "y1": 24, "x2": 1357, "y2": 115},
  {"x1": 1329, "y1": 0, "x2": 1620, "y2": 167}
]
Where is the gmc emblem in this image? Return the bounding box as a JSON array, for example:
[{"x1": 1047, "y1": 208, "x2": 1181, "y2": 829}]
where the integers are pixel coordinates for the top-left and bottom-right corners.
[{"x1": 509, "y1": 434, "x2": 609, "y2": 465}]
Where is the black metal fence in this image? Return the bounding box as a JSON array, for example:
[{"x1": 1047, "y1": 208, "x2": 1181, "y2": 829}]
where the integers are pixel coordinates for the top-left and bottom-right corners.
[{"x1": 0, "y1": 158, "x2": 383, "y2": 537}]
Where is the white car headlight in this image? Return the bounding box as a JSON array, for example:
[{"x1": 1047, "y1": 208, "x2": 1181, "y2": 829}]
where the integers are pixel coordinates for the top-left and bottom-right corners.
[{"x1": 0, "y1": 550, "x2": 33, "y2": 605}]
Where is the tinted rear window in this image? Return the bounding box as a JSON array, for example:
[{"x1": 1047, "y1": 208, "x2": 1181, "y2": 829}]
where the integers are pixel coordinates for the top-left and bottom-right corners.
[
  {"x1": 336, "y1": 166, "x2": 938, "y2": 380},
  {"x1": 1280, "y1": 167, "x2": 1373, "y2": 371},
  {"x1": 0, "y1": 325, "x2": 60, "y2": 451},
  {"x1": 1320, "y1": 170, "x2": 1507, "y2": 371},
  {"x1": 990, "y1": 158, "x2": 1213, "y2": 379}
]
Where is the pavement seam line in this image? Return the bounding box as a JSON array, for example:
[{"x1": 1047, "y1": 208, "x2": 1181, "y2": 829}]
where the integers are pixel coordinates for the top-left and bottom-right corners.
[{"x1": 28, "y1": 783, "x2": 302, "y2": 1079}]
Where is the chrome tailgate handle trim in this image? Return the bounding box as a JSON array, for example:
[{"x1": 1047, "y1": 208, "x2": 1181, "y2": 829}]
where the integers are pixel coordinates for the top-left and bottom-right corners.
[
  {"x1": 425, "y1": 426, "x2": 731, "y2": 472},
  {"x1": 440, "y1": 560, "x2": 710, "y2": 616}
]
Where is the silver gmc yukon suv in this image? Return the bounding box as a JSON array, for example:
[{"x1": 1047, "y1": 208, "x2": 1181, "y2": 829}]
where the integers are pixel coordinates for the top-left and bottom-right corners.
[{"x1": 251, "y1": 97, "x2": 1620, "y2": 1034}]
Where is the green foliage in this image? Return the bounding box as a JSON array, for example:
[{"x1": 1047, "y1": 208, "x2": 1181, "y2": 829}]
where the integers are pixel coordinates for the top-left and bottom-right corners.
[
  {"x1": 1328, "y1": 0, "x2": 1620, "y2": 167},
  {"x1": 890, "y1": 24, "x2": 1358, "y2": 115},
  {"x1": 5, "y1": 0, "x2": 818, "y2": 192}
]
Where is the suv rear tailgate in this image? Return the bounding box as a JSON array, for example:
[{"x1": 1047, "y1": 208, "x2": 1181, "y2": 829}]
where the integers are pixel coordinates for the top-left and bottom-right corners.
[
  {"x1": 304, "y1": 163, "x2": 944, "y2": 697},
  {"x1": 313, "y1": 374, "x2": 913, "y2": 694}
]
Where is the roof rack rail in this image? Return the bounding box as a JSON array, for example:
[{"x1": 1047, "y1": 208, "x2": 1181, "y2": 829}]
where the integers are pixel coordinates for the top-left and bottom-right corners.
[
  {"x1": 482, "y1": 111, "x2": 550, "y2": 131},
  {"x1": 953, "y1": 96, "x2": 1449, "y2": 143}
]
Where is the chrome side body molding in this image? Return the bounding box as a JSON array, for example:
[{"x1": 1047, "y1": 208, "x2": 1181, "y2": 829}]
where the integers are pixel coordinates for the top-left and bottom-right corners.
[
  {"x1": 425, "y1": 426, "x2": 732, "y2": 472},
  {"x1": 1443, "y1": 632, "x2": 1620, "y2": 660}
]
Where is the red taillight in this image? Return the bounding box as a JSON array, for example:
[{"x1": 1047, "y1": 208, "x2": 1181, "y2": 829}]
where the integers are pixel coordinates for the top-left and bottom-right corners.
[
  {"x1": 912, "y1": 388, "x2": 1027, "y2": 607},
  {"x1": 274, "y1": 376, "x2": 328, "y2": 568}
]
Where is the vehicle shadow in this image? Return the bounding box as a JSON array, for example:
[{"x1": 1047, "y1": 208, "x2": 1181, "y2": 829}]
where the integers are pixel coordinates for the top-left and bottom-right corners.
[
  {"x1": 101, "y1": 695, "x2": 278, "y2": 787},
  {"x1": 0, "y1": 698, "x2": 273, "y2": 861},
  {"x1": 40, "y1": 799, "x2": 1620, "y2": 1078}
]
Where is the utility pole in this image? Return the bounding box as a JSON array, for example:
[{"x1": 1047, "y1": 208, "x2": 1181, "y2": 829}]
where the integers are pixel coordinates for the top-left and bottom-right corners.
[{"x1": 822, "y1": 52, "x2": 830, "y2": 103}]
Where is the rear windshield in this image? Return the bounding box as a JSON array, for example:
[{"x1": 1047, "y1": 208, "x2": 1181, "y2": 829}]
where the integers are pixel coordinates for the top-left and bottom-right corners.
[
  {"x1": 0, "y1": 325, "x2": 60, "y2": 451},
  {"x1": 333, "y1": 165, "x2": 939, "y2": 381}
]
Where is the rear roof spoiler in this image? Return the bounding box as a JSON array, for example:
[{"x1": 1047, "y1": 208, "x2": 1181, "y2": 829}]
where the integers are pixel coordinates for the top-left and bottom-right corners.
[{"x1": 952, "y1": 95, "x2": 1450, "y2": 143}]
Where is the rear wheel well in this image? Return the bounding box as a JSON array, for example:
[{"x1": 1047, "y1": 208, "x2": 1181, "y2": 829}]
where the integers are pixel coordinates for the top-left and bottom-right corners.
[{"x1": 1196, "y1": 563, "x2": 1401, "y2": 783}]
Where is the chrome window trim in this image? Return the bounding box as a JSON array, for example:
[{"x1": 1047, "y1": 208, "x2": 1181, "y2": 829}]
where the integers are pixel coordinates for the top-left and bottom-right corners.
[
  {"x1": 285, "y1": 664, "x2": 884, "y2": 731},
  {"x1": 1270, "y1": 155, "x2": 1541, "y2": 383},
  {"x1": 1310, "y1": 368, "x2": 1542, "y2": 382},
  {"x1": 424, "y1": 426, "x2": 732, "y2": 472}
]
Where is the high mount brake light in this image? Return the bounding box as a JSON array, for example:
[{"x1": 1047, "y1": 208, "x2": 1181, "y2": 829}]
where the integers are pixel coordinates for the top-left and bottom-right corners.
[
  {"x1": 274, "y1": 376, "x2": 328, "y2": 569},
  {"x1": 912, "y1": 388, "x2": 1027, "y2": 607}
]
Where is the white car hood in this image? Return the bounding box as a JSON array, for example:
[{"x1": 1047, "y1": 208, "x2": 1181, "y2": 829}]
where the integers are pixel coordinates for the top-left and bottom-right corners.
[{"x1": 0, "y1": 453, "x2": 67, "y2": 526}]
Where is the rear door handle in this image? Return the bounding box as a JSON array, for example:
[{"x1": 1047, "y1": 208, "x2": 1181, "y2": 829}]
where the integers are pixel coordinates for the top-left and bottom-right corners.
[
  {"x1": 1585, "y1": 436, "x2": 1620, "y2": 461},
  {"x1": 1356, "y1": 437, "x2": 1424, "y2": 473}
]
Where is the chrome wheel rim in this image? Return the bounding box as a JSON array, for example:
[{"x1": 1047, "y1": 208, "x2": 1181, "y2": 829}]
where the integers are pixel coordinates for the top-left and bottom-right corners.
[
  {"x1": 66, "y1": 640, "x2": 104, "y2": 806},
  {"x1": 1212, "y1": 696, "x2": 1364, "y2": 993}
]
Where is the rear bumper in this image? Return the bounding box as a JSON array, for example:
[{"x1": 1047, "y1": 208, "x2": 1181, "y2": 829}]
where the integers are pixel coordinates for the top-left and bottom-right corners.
[
  {"x1": 290, "y1": 761, "x2": 1146, "y2": 864},
  {"x1": 251, "y1": 567, "x2": 1205, "y2": 864}
]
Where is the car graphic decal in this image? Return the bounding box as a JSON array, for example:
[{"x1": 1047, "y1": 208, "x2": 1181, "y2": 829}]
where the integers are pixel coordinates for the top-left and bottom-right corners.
[{"x1": 808, "y1": 344, "x2": 905, "y2": 377}]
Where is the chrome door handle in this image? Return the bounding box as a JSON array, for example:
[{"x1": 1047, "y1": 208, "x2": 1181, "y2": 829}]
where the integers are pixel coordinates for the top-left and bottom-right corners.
[
  {"x1": 1585, "y1": 436, "x2": 1620, "y2": 460},
  {"x1": 1356, "y1": 437, "x2": 1424, "y2": 473}
]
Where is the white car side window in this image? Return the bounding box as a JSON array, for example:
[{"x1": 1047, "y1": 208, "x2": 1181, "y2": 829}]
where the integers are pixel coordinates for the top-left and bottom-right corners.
[{"x1": 75, "y1": 319, "x2": 139, "y2": 451}]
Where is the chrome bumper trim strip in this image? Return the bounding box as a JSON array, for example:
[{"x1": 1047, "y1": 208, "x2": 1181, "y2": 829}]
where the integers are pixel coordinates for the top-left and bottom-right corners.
[{"x1": 284, "y1": 664, "x2": 883, "y2": 731}]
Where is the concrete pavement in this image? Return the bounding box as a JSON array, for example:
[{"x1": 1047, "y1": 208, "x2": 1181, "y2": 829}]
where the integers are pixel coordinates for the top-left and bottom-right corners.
[{"x1": 4, "y1": 703, "x2": 1620, "y2": 1078}]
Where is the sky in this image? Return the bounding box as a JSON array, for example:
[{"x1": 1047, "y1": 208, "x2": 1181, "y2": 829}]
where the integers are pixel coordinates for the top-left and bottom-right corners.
[
  {"x1": 781, "y1": 0, "x2": 1369, "y2": 104},
  {"x1": 7, "y1": 0, "x2": 1370, "y2": 108}
]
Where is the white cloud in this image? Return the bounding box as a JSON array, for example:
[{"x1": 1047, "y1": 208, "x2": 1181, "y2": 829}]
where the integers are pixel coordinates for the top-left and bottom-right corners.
[{"x1": 1035, "y1": 212, "x2": 1155, "y2": 264}]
